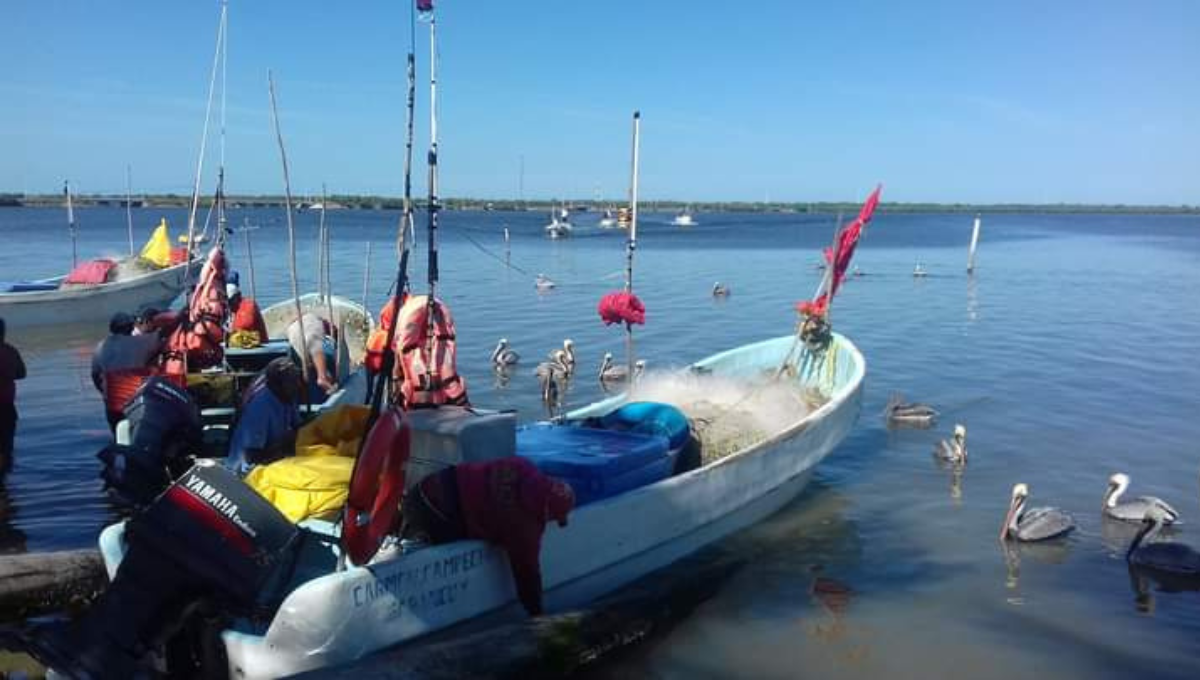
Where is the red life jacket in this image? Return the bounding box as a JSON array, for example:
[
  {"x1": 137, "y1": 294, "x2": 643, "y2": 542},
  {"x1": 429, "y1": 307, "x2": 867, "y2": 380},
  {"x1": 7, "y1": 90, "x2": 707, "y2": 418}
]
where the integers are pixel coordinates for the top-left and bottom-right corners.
[
  {"x1": 395, "y1": 295, "x2": 468, "y2": 409},
  {"x1": 162, "y1": 247, "x2": 228, "y2": 376}
]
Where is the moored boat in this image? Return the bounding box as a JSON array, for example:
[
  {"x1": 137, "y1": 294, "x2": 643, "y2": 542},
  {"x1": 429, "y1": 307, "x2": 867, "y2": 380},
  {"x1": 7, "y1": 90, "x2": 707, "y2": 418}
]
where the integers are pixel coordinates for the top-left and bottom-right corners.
[{"x1": 0, "y1": 262, "x2": 189, "y2": 329}]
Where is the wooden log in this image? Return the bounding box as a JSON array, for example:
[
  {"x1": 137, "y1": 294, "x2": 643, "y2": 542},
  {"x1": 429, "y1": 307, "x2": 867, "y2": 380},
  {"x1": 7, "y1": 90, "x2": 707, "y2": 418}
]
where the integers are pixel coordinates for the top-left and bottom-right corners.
[
  {"x1": 0, "y1": 550, "x2": 106, "y2": 623},
  {"x1": 293, "y1": 548, "x2": 745, "y2": 679}
]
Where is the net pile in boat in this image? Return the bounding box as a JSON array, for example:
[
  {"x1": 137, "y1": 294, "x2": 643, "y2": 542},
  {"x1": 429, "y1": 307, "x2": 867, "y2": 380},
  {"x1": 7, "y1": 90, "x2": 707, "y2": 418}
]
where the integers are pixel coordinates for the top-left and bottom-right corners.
[{"x1": 631, "y1": 370, "x2": 825, "y2": 464}]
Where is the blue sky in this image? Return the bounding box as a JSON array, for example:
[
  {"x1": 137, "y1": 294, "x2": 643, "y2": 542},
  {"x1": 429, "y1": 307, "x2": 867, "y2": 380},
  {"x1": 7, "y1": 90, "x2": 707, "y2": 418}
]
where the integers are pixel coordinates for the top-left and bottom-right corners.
[{"x1": 3, "y1": 0, "x2": 1198, "y2": 204}]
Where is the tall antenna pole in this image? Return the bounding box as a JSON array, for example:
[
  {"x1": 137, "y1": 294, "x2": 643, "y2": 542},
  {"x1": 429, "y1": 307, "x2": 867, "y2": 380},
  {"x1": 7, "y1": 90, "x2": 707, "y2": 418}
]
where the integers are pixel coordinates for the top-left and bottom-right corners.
[
  {"x1": 125, "y1": 166, "x2": 135, "y2": 255},
  {"x1": 268, "y1": 71, "x2": 311, "y2": 386},
  {"x1": 625, "y1": 111, "x2": 641, "y2": 379},
  {"x1": 183, "y1": 0, "x2": 227, "y2": 284},
  {"x1": 425, "y1": 14, "x2": 440, "y2": 301},
  {"x1": 216, "y1": 0, "x2": 228, "y2": 248},
  {"x1": 64, "y1": 180, "x2": 78, "y2": 269}
]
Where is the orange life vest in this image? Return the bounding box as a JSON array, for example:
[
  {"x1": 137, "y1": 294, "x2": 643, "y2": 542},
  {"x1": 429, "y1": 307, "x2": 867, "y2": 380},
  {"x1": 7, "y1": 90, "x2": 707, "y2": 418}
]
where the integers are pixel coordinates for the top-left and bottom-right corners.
[
  {"x1": 162, "y1": 247, "x2": 227, "y2": 376},
  {"x1": 395, "y1": 295, "x2": 468, "y2": 409},
  {"x1": 231, "y1": 298, "x2": 269, "y2": 342}
]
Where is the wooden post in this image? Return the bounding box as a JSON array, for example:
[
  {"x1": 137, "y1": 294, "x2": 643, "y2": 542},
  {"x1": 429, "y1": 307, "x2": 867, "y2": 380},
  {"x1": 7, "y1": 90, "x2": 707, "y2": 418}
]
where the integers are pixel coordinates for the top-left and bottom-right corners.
[{"x1": 0, "y1": 550, "x2": 105, "y2": 623}]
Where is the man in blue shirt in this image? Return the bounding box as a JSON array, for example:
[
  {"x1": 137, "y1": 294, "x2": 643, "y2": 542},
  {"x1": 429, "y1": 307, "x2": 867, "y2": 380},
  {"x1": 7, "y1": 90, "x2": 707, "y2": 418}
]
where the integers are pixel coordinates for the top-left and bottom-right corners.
[{"x1": 226, "y1": 358, "x2": 303, "y2": 474}]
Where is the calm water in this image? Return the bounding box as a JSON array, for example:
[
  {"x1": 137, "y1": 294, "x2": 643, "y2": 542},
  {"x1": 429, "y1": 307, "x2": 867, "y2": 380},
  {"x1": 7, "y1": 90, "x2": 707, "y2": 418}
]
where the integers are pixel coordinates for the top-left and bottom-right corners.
[{"x1": 2, "y1": 207, "x2": 1199, "y2": 678}]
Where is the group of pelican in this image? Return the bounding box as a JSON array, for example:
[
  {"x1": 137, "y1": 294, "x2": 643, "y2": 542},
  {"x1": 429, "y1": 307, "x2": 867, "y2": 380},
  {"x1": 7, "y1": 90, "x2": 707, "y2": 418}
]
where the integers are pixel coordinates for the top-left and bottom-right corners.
[
  {"x1": 490, "y1": 337, "x2": 646, "y2": 406},
  {"x1": 889, "y1": 393, "x2": 1198, "y2": 582}
]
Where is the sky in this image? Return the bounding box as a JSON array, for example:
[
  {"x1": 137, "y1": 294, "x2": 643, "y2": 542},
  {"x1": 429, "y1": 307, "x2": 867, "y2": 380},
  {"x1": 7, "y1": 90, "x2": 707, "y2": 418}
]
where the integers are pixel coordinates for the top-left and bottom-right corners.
[{"x1": 2, "y1": 0, "x2": 1198, "y2": 205}]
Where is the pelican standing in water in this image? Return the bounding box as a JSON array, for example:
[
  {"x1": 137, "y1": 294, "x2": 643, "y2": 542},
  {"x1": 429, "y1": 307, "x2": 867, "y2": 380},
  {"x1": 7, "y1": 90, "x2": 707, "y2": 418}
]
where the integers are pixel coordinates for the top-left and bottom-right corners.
[
  {"x1": 934, "y1": 424, "x2": 968, "y2": 464},
  {"x1": 535, "y1": 355, "x2": 569, "y2": 409},
  {"x1": 1103, "y1": 472, "x2": 1180, "y2": 524},
  {"x1": 547, "y1": 339, "x2": 575, "y2": 375},
  {"x1": 598, "y1": 352, "x2": 645, "y2": 384},
  {"x1": 490, "y1": 338, "x2": 520, "y2": 368},
  {"x1": 1000, "y1": 483, "x2": 1075, "y2": 542},
  {"x1": 884, "y1": 393, "x2": 939, "y2": 428},
  {"x1": 1126, "y1": 506, "x2": 1200, "y2": 578},
  {"x1": 712, "y1": 282, "x2": 730, "y2": 298}
]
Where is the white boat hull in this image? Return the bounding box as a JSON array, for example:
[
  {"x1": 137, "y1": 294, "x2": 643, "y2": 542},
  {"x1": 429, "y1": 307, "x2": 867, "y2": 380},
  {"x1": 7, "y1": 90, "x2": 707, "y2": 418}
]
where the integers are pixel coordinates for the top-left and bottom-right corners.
[
  {"x1": 210, "y1": 333, "x2": 864, "y2": 678},
  {"x1": 0, "y1": 263, "x2": 188, "y2": 329}
]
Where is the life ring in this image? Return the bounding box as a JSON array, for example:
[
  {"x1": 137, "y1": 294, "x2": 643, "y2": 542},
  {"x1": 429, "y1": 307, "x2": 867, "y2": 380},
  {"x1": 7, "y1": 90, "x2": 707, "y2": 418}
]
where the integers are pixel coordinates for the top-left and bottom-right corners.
[{"x1": 343, "y1": 407, "x2": 410, "y2": 565}]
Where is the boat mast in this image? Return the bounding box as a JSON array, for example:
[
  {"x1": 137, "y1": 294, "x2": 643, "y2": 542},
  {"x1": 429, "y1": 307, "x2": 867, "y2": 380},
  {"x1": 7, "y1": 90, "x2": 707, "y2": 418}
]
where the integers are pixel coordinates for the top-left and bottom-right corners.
[
  {"x1": 425, "y1": 10, "x2": 440, "y2": 304},
  {"x1": 216, "y1": 0, "x2": 228, "y2": 249},
  {"x1": 64, "y1": 180, "x2": 77, "y2": 269},
  {"x1": 625, "y1": 111, "x2": 641, "y2": 379},
  {"x1": 967, "y1": 213, "x2": 981, "y2": 274},
  {"x1": 268, "y1": 71, "x2": 311, "y2": 386},
  {"x1": 125, "y1": 166, "x2": 135, "y2": 256},
  {"x1": 183, "y1": 0, "x2": 228, "y2": 283}
]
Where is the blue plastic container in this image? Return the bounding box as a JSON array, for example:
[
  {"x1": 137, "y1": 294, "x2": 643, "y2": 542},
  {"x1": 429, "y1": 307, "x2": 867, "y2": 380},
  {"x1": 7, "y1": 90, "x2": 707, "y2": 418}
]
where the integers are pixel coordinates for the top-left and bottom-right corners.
[{"x1": 516, "y1": 424, "x2": 672, "y2": 506}]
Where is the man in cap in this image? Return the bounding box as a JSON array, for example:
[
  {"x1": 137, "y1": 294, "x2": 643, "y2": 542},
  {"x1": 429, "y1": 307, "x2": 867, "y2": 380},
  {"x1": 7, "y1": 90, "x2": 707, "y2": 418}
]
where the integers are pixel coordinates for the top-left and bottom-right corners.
[
  {"x1": 225, "y1": 357, "x2": 304, "y2": 474},
  {"x1": 91, "y1": 312, "x2": 163, "y2": 431},
  {"x1": 402, "y1": 456, "x2": 575, "y2": 615}
]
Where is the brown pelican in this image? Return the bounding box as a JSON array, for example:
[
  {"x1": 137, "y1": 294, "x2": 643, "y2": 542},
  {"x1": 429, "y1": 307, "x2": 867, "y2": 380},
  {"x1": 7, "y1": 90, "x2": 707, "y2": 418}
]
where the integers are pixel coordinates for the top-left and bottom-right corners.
[
  {"x1": 1103, "y1": 472, "x2": 1180, "y2": 524},
  {"x1": 1000, "y1": 483, "x2": 1075, "y2": 542},
  {"x1": 1126, "y1": 506, "x2": 1200, "y2": 579},
  {"x1": 490, "y1": 338, "x2": 520, "y2": 367},
  {"x1": 933, "y1": 424, "x2": 967, "y2": 464},
  {"x1": 884, "y1": 393, "x2": 939, "y2": 428},
  {"x1": 712, "y1": 282, "x2": 731, "y2": 298},
  {"x1": 598, "y1": 352, "x2": 646, "y2": 383},
  {"x1": 547, "y1": 339, "x2": 575, "y2": 375},
  {"x1": 535, "y1": 356, "x2": 569, "y2": 408}
]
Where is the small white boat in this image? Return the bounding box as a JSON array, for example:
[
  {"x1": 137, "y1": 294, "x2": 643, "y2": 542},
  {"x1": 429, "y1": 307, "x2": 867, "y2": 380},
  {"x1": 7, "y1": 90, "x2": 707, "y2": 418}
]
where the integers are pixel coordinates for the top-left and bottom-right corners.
[
  {"x1": 913, "y1": 264, "x2": 928, "y2": 278},
  {"x1": 0, "y1": 260, "x2": 190, "y2": 329},
  {"x1": 97, "y1": 331, "x2": 864, "y2": 678},
  {"x1": 598, "y1": 208, "x2": 618, "y2": 228},
  {"x1": 544, "y1": 209, "x2": 573, "y2": 239},
  {"x1": 671, "y1": 207, "x2": 697, "y2": 227}
]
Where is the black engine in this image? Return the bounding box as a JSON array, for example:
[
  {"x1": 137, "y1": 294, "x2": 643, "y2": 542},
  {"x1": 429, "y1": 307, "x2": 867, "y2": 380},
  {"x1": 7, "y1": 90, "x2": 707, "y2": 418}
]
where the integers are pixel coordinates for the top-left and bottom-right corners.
[{"x1": 34, "y1": 461, "x2": 298, "y2": 679}]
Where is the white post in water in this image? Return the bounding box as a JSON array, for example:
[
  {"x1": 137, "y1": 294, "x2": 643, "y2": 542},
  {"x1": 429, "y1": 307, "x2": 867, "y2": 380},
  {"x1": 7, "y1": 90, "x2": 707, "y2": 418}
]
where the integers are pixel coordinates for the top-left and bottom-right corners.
[
  {"x1": 967, "y1": 213, "x2": 981, "y2": 274},
  {"x1": 64, "y1": 180, "x2": 78, "y2": 269},
  {"x1": 125, "y1": 166, "x2": 135, "y2": 256},
  {"x1": 362, "y1": 241, "x2": 372, "y2": 313},
  {"x1": 625, "y1": 111, "x2": 641, "y2": 381}
]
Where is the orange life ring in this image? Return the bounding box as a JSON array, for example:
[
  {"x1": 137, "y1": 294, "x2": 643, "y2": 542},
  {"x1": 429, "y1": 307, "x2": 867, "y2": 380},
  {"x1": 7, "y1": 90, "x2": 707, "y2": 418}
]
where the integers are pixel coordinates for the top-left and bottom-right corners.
[{"x1": 343, "y1": 407, "x2": 410, "y2": 565}]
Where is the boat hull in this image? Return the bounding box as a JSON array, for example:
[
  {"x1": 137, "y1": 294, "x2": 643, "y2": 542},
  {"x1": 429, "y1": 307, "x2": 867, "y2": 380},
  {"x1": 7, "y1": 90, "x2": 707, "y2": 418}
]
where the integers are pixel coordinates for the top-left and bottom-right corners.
[
  {"x1": 0, "y1": 263, "x2": 188, "y2": 329},
  {"x1": 215, "y1": 333, "x2": 864, "y2": 678}
]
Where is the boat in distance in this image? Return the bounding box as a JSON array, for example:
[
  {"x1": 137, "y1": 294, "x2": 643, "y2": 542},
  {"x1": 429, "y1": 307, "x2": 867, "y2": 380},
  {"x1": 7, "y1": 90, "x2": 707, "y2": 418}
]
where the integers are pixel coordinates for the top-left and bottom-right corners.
[
  {"x1": 0, "y1": 262, "x2": 190, "y2": 329},
  {"x1": 98, "y1": 331, "x2": 865, "y2": 678}
]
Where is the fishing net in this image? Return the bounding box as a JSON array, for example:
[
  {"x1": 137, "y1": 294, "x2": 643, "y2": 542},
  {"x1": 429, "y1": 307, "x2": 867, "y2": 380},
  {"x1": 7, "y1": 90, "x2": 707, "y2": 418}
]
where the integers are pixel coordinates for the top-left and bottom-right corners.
[{"x1": 630, "y1": 370, "x2": 826, "y2": 464}]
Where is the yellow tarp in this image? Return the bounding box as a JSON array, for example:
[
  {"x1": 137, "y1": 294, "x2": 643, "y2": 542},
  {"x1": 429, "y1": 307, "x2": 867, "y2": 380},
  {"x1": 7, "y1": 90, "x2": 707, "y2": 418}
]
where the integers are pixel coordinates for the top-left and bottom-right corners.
[
  {"x1": 244, "y1": 405, "x2": 370, "y2": 523},
  {"x1": 140, "y1": 219, "x2": 172, "y2": 267}
]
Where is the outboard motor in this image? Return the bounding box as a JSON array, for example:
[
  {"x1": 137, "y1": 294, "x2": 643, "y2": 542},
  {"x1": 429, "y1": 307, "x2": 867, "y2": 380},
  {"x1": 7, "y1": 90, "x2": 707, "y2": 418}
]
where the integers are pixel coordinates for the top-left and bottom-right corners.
[
  {"x1": 35, "y1": 460, "x2": 298, "y2": 678},
  {"x1": 98, "y1": 376, "x2": 203, "y2": 507}
]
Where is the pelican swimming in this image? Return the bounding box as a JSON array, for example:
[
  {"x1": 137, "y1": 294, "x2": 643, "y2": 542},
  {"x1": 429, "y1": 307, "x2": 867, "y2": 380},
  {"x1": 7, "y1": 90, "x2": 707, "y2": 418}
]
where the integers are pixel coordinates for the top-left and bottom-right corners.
[
  {"x1": 1103, "y1": 472, "x2": 1180, "y2": 524},
  {"x1": 547, "y1": 339, "x2": 575, "y2": 374},
  {"x1": 598, "y1": 352, "x2": 646, "y2": 383},
  {"x1": 934, "y1": 424, "x2": 967, "y2": 464},
  {"x1": 490, "y1": 338, "x2": 520, "y2": 367},
  {"x1": 1000, "y1": 483, "x2": 1075, "y2": 542},
  {"x1": 884, "y1": 393, "x2": 939, "y2": 428},
  {"x1": 535, "y1": 356, "x2": 569, "y2": 406},
  {"x1": 712, "y1": 282, "x2": 731, "y2": 298},
  {"x1": 1126, "y1": 506, "x2": 1200, "y2": 578},
  {"x1": 535, "y1": 273, "x2": 556, "y2": 290}
]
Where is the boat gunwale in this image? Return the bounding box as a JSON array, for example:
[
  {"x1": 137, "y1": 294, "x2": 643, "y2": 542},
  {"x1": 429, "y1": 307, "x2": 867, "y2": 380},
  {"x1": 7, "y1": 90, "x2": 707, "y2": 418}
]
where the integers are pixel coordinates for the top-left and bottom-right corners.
[{"x1": 0, "y1": 260, "x2": 190, "y2": 304}]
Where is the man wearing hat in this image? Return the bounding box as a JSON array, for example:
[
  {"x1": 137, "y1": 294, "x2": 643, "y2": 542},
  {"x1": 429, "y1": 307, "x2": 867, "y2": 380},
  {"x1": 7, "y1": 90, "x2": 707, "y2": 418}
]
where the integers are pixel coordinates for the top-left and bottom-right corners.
[
  {"x1": 91, "y1": 312, "x2": 163, "y2": 431},
  {"x1": 402, "y1": 456, "x2": 575, "y2": 616}
]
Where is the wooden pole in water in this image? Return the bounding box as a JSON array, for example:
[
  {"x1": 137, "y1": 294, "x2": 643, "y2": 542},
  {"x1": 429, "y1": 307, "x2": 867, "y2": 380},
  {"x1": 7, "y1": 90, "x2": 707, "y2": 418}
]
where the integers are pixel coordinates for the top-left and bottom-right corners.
[
  {"x1": 125, "y1": 165, "x2": 135, "y2": 256},
  {"x1": 624, "y1": 111, "x2": 641, "y2": 381},
  {"x1": 268, "y1": 71, "x2": 311, "y2": 385},
  {"x1": 362, "y1": 240, "x2": 373, "y2": 313},
  {"x1": 64, "y1": 180, "x2": 78, "y2": 269}
]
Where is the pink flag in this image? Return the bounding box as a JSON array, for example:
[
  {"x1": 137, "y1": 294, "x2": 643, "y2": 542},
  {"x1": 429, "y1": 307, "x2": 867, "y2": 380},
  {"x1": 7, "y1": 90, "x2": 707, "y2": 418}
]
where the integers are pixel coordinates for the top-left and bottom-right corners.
[{"x1": 797, "y1": 184, "x2": 883, "y2": 316}]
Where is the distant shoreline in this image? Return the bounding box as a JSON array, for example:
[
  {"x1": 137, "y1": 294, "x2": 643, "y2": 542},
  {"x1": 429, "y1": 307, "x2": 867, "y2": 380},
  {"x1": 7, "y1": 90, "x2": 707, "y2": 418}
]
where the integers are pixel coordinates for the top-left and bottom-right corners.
[{"x1": 1, "y1": 193, "x2": 1196, "y2": 215}]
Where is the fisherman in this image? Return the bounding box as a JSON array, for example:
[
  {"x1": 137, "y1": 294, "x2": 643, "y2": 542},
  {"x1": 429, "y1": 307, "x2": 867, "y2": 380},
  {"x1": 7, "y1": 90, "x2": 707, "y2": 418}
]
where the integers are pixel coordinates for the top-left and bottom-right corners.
[
  {"x1": 0, "y1": 318, "x2": 26, "y2": 473},
  {"x1": 286, "y1": 312, "x2": 336, "y2": 395},
  {"x1": 91, "y1": 312, "x2": 163, "y2": 431},
  {"x1": 226, "y1": 282, "x2": 269, "y2": 348},
  {"x1": 401, "y1": 457, "x2": 575, "y2": 616},
  {"x1": 132, "y1": 307, "x2": 160, "y2": 336},
  {"x1": 225, "y1": 357, "x2": 303, "y2": 474}
]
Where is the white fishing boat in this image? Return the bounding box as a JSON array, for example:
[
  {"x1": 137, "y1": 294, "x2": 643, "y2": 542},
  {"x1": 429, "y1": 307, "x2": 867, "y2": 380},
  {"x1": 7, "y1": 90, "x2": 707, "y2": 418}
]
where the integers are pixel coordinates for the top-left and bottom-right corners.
[
  {"x1": 671, "y1": 206, "x2": 697, "y2": 226},
  {"x1": 94, "y1": 330, "x2": 864, "y2": 678},
  {"x1": 0, "y1": 262, "x2": 189, "y2": 329},
  {"x1": 544, "y1": 207, "x2": 573, "y2": 239}
]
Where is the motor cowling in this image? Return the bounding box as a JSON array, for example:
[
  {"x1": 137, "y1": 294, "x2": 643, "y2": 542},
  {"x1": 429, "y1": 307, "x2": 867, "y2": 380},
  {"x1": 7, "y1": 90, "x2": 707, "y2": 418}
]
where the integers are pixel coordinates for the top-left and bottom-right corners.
[{"x1": 37, "y1": 461, "x2": 298, "y2": 678}]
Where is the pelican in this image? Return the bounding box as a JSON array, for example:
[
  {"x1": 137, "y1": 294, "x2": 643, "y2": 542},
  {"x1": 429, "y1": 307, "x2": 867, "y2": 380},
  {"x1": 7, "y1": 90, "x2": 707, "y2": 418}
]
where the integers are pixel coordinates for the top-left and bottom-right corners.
[
  {"x1": 1103, "y1": 473, "x2": 1179, "y2": 524},
  {"x1": 490, "y1": 338, "x2": 520, "y2": 367},
  {"x1": 535, "y1": 356, "x2": 569, "y2": 407},
  {"x1": 712, "y1": 282, "x2": 731, "y2": 298},
  {"x1": 547, "y1": 339, "x2": 575, "y2": 374},
  {"x1": 884, "y1": 393, "x2": 939, "y2": 428},
  {"x1": 535, "y1": 273, "x2": 556, "y2": 290},
  {"x1": 598, "y1": 353, "x2": 646, "y2": 383},
  {"x1": 1000, "y1": 483, "x2": 1075, "y2": 542},
  {"x1": 933, "y1": 424, "x2": 967, "y2": 464},
  {"x1": 1126, "y1": 506, "x2": 1200, "y2": 578}
]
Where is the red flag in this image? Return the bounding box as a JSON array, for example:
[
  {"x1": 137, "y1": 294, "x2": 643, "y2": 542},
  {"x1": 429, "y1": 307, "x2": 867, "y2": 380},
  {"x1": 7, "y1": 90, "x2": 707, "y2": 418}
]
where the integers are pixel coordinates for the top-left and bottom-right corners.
[
  {"x1": 796, "y1": 184, "x2": 882, "y2": 316},
  {"x1": 417, "y1": 0, "x2": 435, "y2": 19}
]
